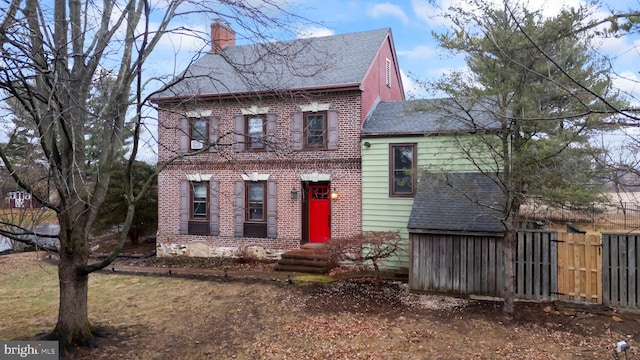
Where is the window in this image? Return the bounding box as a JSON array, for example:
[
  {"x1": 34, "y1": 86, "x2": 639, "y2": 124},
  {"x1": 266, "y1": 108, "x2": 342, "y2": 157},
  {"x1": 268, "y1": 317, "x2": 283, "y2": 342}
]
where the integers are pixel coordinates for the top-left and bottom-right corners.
[
  {"x1": 246, "y1": 182, "x2": 265, "y2": 222},
  {"x1": 390, "y1": 144, "x2": 416, "y2": 196},
  {"x1": 242, "y1": 181, "x2": 268, "y2": 238},
  {"x1": 191, "y1": 182, "x2": 208, "y2": 220},
  {"x1": 180, "y1": 179, "x2": 219, "y2": 236},
  {"x1": 245, "y1": 115, "x2": 266, "y2": 150},
  {"x1": 304, "y1": 112, "x2": 327, "y2": 149},
  {"x1": 190, "y1": 118, "x2": 207, "y2": 150},
  {"x1": 385, "y1": 58, "x2": 391, "y2": 88}
]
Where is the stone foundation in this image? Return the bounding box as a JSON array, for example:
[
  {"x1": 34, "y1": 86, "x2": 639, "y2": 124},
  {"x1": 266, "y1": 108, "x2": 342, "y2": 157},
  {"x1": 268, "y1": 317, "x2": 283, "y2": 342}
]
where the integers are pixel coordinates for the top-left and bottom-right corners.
[{"x1": 157, "y1": 241, "x2": 287, "y2": 261}]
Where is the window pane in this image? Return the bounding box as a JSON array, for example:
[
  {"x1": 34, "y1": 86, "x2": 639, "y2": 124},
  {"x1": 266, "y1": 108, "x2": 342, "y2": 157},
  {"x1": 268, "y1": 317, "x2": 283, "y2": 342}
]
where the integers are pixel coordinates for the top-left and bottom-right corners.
[
  {"x1": 306, "y1": 114, "x2": 325, "y2": 148},
  {"x1": 191, "y1": 119, "x2": 207, "y2": 141},
  {"x1": 247, "y1": 183, "x2": 265, "y2": 221},
  {"x1": 392, "y1": 145, "x2": 414, "y2": 195},
  {"x1": 393, "y1": 171, "x2": 413, "y2": 193},
  {"x1": 394, "y1": 146, "x2": 413, "y2": 169},
  {"x1": 247, "y1": 117, "x2": 264, "y2": 149},
  {"x1": 192, "y1": 183, "x2": 207, "y2": 219}
]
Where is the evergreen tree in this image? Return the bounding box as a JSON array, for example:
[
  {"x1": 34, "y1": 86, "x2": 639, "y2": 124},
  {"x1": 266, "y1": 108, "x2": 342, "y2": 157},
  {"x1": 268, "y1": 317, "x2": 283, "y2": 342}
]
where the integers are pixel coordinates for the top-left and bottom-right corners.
[{"x1": 429, "y1": 0, "x2": 626, "y2": 317}]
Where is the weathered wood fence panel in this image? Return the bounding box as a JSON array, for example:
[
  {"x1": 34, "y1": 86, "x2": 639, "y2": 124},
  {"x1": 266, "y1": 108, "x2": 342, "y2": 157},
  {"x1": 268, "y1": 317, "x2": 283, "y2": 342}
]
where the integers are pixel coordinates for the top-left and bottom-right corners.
[
  {"x1": 556, "y1": 233, "x2": 602, "y2": 303},
  {"x1": 409, "y1": 231, "x2": 556, "y2": 301},
  {"x1": 602, "y1": 233, "x2": 639, "y2": 310},
  {"x1": 515, "y1": 231, "x2": 557, "y2": 301}
]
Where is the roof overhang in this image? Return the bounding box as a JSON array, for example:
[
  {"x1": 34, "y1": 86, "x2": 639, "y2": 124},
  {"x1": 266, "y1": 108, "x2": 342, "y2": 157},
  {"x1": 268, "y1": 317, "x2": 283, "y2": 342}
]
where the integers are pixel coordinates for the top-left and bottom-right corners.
[
  {"x1": 408, "y1": 228, "x2": 505, "y2": 237},
  {"x1": 151, "y1": 83, "x2": 362, "y2": 105}
]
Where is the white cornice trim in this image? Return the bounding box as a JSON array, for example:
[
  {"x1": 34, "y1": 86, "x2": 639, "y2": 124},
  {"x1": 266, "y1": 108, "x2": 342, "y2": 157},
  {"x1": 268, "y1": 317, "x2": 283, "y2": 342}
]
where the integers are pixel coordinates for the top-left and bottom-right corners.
[
  {"x1": 241, "y1": 172, "x2": 270, "y2": 181},
  {"x1": 185, "y1": 110, "x2": 212, "y2": 118},
  {"x1": 299, "y1": 172, "x2": 331, "y2": 182},
  {"x1": 241, "y1": 105, "x2": 270, "y2": 115},
  {"x1": 186, "y1": 173, "x2": 213, "y2": 181},
  {"x1": 299, "y1": 102, "x2": 331, "y2": 112}
]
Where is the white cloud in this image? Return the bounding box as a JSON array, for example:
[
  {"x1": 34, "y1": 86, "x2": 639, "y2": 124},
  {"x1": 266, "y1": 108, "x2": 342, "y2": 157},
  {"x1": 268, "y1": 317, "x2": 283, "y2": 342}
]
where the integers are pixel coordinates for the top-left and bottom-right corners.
[
  {"x1": 400, "y1": 68, "x2": 426, "y2": 99},
  {"x1": 367, "y1": 3, "x2": 410, "y2": 24},
  {"x1": 413, "y1": 0, "x2": 595, "y2": 28},
  {"x1": 612, "y1": 71, "x2": 640, "y2": 105},
  {"x1": 397, "y1": 45, "x2": 436, "y2": 61},
  {"x1": 296, "y1": 26, "x2": 335, "y2": 39}
]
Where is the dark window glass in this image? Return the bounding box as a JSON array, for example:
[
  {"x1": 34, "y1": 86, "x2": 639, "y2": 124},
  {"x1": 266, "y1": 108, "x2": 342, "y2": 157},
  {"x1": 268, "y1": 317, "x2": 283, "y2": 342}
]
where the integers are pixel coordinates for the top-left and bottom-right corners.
[
  {"x1": 391, "y1": 144, "x2": 416, "y2": 196},
  {"x1": 305, "y1": 113, "x2": 326, "y2": 149},
  {"x1": 190, "y1": 119, "x2": 207, "y2": 150},
  {"x1": 246, "y1": 182, "x2": 265, "y2": 222},
  {"x1": 192, "y1": 182, "x2": 208, "y2": 219},
  {"x1": 246, "y1": 116, "x2": 265, "y2": 150}
]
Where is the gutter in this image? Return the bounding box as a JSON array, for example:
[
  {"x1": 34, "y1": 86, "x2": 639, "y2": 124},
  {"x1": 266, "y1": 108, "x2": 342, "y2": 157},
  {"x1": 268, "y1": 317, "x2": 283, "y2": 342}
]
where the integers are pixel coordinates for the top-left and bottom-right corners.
[{"x1": 150, "y1": 83, "x2": 363, "y2": 104}]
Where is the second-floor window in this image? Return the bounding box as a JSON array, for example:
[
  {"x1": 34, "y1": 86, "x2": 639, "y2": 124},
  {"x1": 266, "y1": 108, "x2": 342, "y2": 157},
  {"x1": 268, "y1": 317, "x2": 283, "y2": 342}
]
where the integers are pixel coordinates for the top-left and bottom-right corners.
[
  {"x1": 390, "y1": 144, "x2": 416, "y2": 197},
  {"x1": 304, "y1": 112, "x2": 327, "y2": 149},
  {"x1": 246, "y1": 116, "x2": 266, "y2": 150},
  {"x1": 190, "y1": 118, "x2": 207, "y2": 151}
]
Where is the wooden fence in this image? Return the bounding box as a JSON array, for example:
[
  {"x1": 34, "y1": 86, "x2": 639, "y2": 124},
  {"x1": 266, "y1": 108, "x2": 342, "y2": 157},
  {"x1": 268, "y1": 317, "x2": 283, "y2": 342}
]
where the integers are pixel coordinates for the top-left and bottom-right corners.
[
  {"x1": 556, "y1": 233, "x2": 602, "y2": 303},
  {"x1": 515, "y1": 231, "x2": 557, "y2": 301},
  {"x1": 602, "y1": 233, "x2": 639, "y2": 311},
  {"x1": 409, "y1": 230, "x2": 639, "y2": 311},
  {"x1": 409, "y1": 231, "x2": 556, "y2": 301}
]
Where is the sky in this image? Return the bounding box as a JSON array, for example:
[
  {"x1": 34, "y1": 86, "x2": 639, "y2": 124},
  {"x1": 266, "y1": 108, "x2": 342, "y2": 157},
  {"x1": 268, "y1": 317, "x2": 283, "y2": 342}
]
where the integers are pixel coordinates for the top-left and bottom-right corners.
[{"x1": 287, "y1": 0, "x2": 639, "y2": 99}]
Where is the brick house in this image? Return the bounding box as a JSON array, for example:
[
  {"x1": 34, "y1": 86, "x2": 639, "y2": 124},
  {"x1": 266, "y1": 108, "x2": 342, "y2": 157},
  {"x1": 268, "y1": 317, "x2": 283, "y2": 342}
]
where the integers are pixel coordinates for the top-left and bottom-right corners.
[{"x1": 152, "y1": 22, "x2": 404, "y2": 258}]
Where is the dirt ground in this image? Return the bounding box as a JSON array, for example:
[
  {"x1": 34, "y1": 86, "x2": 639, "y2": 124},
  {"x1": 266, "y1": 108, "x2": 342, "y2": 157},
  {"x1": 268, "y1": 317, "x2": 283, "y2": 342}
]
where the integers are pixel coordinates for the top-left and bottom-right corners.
[{"x1": 2, "y1": 237, "x2": 639, "y2": 359}]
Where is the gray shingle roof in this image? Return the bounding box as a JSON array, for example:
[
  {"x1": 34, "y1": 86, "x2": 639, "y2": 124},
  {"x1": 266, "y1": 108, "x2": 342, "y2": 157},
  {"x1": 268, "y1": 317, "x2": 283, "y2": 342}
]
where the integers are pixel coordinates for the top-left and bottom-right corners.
[
  {"x1": 155, "y1": 28, "x2": 391, "y2": 99},
  {"x1": 362, "y1": 99, "x2": 501, "y2": 135},
  {"x1": 408, "y1": 172, "x2": 505, "y2": 234}
]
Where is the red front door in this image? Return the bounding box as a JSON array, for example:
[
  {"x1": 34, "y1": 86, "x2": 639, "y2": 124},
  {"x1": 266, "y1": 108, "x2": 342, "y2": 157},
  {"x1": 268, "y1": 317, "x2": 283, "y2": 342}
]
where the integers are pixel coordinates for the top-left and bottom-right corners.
[{"x1": 308, "y1": 184, "x2": 331, "y2": 243}]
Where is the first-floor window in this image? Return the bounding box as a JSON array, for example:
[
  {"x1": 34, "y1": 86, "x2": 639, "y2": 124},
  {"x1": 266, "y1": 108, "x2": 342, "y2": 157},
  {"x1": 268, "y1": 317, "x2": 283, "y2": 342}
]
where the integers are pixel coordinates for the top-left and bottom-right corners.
[
  {"x1": 246, "y1": 182, "x2": 265, "y2": 222},
  {"x1": 390, "y1": 144, "x2": 416, "y2": 197},
  {"x1": 191, "y1": 182, "x2": 208, "y2": 220}
]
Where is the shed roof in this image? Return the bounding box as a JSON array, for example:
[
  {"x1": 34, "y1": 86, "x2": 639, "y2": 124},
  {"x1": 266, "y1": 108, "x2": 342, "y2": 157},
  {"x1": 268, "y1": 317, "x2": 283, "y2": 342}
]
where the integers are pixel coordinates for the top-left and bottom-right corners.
[
  {"x1": 362, "y1": 99, "x2": 501, "y2": 136},
  {"x1": 408, "y1": 172, "x2": 506, "y2": 235},
  {"x1": 154, "y1": 28, "x2": 392, "y2": 100}
]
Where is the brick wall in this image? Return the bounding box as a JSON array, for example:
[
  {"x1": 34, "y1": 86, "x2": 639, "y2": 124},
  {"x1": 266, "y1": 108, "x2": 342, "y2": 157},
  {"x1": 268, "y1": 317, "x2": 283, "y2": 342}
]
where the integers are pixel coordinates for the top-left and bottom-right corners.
[{"x1": 156, "y1": 92, "x2": 363, "y2": 257}]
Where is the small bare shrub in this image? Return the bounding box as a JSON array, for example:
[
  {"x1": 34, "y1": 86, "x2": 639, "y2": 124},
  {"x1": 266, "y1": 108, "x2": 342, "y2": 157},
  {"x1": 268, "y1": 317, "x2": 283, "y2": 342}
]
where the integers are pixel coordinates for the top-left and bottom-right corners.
[{"x1": 329, "y1": 231, "x2": 404, "y2": 290}]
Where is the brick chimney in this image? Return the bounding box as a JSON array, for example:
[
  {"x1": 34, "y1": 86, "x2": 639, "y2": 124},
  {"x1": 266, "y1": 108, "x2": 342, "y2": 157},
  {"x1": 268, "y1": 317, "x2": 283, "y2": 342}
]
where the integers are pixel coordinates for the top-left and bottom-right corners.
[{"x1": 211, "y1": 19, "x2": 235, "y2": 53}]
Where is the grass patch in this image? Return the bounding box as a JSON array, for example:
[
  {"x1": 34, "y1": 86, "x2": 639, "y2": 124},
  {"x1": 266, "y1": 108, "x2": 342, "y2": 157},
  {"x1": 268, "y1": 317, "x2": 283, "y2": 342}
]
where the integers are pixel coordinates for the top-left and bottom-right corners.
[{"x1": 293, "y1": 274, "x2": 336, "y2": 283}]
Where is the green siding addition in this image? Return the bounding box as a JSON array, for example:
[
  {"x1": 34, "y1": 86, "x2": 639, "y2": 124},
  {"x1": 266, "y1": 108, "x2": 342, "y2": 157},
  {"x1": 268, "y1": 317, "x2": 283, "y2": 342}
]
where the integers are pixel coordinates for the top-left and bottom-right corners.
[{"x1": 361, "y1": 134, "x2": 496, "y2": 270}]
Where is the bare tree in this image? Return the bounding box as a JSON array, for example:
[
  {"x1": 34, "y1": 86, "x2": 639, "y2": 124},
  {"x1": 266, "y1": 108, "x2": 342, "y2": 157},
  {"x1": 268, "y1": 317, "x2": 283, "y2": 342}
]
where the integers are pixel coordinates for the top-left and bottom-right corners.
[{"x1": 0, "y1": 0, "x2": 318, "y2": 351}]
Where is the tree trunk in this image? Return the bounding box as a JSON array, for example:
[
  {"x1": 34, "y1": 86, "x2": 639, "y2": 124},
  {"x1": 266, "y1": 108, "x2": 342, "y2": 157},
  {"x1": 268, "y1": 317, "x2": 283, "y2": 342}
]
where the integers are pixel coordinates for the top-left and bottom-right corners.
[
  {"x1": 502, "y1": 227, "x2": 516, "y2": 320},
  {"x1": 46, "y1": 252, "x2": 98, "y2": 351},
  {"x1": 44, "y1": 214, "x2": 100, "y2": 352}
]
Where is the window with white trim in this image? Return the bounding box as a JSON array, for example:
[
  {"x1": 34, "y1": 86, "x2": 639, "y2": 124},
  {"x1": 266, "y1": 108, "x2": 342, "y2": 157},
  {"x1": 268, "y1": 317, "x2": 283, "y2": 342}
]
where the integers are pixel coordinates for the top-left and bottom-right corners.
[
  {"x1": 245, "y1": 115, "x2": 266, "y2": 150},
  {"x1": 190, "y1": 118, "x2": 207, "y2": 150}
]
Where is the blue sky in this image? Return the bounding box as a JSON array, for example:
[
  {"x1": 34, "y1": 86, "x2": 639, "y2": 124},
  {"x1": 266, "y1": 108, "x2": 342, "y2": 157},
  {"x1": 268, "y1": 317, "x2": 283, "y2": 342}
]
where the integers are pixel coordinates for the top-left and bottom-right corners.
[
  {"x1": 286, "y1": 0, "x2": 638, "y2": 99},
  {"x1": 149, "y1": 0, "x2": 638, "y2": 101}
]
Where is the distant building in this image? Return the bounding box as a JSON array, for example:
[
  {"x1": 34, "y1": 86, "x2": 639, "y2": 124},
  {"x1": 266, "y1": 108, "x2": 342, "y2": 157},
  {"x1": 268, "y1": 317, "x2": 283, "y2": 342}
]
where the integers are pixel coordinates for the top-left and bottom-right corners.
[{"x1": 8, "y1": 189, "x2": 42, "y2": 209}]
